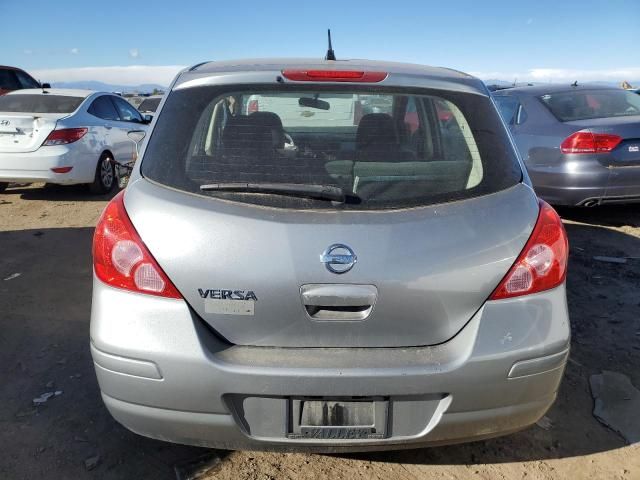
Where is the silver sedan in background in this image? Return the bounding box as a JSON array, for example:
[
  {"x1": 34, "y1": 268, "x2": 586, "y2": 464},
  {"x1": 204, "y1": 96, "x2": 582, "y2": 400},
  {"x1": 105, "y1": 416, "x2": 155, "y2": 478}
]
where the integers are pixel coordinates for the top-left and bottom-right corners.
[{"x1": 494, "y1": 84, "x2": 640, "y2": 206}]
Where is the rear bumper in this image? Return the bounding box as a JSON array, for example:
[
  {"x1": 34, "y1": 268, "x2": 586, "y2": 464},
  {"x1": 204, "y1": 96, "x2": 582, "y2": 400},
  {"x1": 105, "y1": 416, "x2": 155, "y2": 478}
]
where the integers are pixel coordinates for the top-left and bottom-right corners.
[
  {"x1": 0, "y1": 146, "x2": 96, "y2": 184},
  {"x1": 100, "y1": 392, "x2": 556, "y2": 452},
  {"x1": 529, "y1": 159, "x2": 640, "y2": 206},
  {"x1": 90, "y1": 279, "x2": 570, "y2": 452}
]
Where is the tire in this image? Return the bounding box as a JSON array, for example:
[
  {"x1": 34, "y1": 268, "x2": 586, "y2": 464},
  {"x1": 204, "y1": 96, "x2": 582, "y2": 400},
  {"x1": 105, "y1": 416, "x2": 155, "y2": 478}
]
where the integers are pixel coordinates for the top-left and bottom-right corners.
[
  {"x1": 0, "y1": 182, "x2": 8, "y2": 193},
  {"x1": 89, "y1": 153, "x2": 115, "y2": 194}
]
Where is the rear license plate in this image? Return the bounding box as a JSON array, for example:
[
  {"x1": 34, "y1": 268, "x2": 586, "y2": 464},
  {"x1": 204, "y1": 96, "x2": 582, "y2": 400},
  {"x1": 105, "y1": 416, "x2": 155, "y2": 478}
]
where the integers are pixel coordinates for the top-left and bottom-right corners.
[
  {"x1": 288, "y1": 398, "x2": 388, "y2": 440},
  {"x1": 299, "y1": 426, "x2": 378, "y2": 440}
]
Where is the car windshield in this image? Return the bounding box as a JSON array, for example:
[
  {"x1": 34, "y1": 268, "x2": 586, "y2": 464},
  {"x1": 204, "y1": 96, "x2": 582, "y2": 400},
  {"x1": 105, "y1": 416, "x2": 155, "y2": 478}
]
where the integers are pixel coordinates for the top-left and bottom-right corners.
[
  {"x1": 138, "y1": 97, "x2": 161, "y2": 113},
  {"x1": 539, "y1": 89, "x2": 640, "y2": 121},
  {"x1": 0, "y1": 94, "x2": 84, "y2": 113},
  {"x1": 141, "y1": 85, "x2": 521, "y2": 210}
]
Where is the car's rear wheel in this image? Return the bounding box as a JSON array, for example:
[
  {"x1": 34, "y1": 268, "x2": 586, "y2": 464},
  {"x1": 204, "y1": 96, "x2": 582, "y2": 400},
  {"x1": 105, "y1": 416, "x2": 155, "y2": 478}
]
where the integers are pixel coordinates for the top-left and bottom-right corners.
[
  {"x1": 0, "y1": 182, "x2": 8, "y2": 193},
  {"x1": 89, "y1": 153, "x2": 115, "y2": 194}
]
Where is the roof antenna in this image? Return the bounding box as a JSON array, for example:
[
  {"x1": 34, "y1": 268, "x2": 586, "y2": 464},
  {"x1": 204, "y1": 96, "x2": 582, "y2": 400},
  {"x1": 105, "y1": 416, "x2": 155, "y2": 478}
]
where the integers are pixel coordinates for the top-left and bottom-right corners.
[
  {"x1": 571, "y1": 80, "x2": 578, "y2": 87},
  {"x1": 325, "y1": 29, "x2": 336, "y2": 61}
]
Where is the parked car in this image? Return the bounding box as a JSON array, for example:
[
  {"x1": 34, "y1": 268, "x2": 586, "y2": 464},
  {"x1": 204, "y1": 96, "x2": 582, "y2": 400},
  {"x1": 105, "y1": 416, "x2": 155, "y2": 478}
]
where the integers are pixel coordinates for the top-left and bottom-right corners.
[
  {"x1": 0, "y1": 65, "x2": 48, "y2": 95},
  {"x1": 0, "y1": 89, "x2": 149, "y2": 193},
  {"x1": 494, "y1": 84, "x2": 640, "y2": 206},
  {"x1": 91, "y1": 59, "x2": 569, "y2": 452},
  {"x1": 137, "y1": 94, "x2": 163, "y2": 116}
]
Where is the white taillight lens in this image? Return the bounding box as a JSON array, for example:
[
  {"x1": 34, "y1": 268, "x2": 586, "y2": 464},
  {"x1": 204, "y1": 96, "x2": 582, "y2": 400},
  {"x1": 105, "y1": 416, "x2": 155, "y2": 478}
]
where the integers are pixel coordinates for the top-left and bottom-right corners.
[
  {"x1": 111, "y1": 240, "x2": 144, "y2": 276},
  {"x1": 134, "y1": 263, "x2": 166, "y2": 293},
  {"x1": 525, "y1": 244, "x2": 554, "y2": 276},
  {"x1": 504, "y1": 264, "x2": 534, "y2": 294},
  {"x1": 491, "y1": 201, "x2": 568, "y2": 300}
]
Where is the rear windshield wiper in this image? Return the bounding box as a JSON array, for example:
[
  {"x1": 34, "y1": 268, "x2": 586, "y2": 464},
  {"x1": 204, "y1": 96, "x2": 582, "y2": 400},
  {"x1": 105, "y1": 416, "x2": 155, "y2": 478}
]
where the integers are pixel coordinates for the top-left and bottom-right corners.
[{"x1": 199, "y1": 182, "x2": 358, "y2": 203}]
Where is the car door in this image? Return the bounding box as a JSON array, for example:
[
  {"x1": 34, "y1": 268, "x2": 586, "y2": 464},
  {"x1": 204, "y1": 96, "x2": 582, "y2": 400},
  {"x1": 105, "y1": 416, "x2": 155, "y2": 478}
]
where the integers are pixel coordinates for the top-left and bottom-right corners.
[
  {"x1": 111, "y1": 96, "x2": 148, "y2": 168},
  {"x1": 86, "y1": 95, "x2": 120, "y2": 156}
]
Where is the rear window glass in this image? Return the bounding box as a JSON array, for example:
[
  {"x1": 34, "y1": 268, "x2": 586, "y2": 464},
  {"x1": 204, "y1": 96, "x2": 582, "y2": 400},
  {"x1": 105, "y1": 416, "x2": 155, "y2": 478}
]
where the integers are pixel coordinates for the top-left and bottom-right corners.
[
  {"x1": 540, "y1": 89, "x2": 640, "y2": 121},
  {"x1": 493, "y1": 96, "x2": 519, "y2": 124},
  {"x1": 138, "y1": 97, "x2": 161, "y2": 113},
  {"x1": 0, "y1": 94, "x2": 84, "y2": 114},
  {"x1": 0, "y1": 69, "x2": 21, "y2": 90},
  {"x1": 142, "y1": 86, "x2": 521, "y2": 210}
]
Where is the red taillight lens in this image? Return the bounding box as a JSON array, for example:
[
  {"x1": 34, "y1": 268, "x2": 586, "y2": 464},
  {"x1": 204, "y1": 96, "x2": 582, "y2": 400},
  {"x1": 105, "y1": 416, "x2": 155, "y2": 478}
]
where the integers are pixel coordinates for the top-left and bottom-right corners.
[
  {"x1": 42, "y1": 128, "x2": 88, "y2": 146},
  {"x1": 281, "y1": 69, "x2": 387, "y2": 82},
  {"x1": 93, "y1": 191, "x2": 182, "y2": 299},
  {"x1": 560, "y1": 131, "x2": 622, "y2": 154},
  {"x1": 490, "y1": 200, "x2": 568, "y2": 300}
]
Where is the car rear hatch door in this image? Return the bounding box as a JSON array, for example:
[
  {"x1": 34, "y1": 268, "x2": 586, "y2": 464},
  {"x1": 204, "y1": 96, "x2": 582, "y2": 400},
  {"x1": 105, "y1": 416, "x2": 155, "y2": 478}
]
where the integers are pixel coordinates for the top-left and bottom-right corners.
[
  {"x1": 0, "y1": 113, "x2": 62, "y2": 153},
  {"x1": 124, "y1": 179, "x2": 539, "y2": 348}
]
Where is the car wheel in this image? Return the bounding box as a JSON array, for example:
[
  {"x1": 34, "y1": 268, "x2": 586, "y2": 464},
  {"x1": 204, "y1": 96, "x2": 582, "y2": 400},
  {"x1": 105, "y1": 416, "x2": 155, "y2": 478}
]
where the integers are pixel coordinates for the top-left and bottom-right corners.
[
  {"x1": 0, "y1": 182, "x2": 8, "y2": 193},
  {"x1": 89, "y1": 154, "x2": 115, "y2": 194}
]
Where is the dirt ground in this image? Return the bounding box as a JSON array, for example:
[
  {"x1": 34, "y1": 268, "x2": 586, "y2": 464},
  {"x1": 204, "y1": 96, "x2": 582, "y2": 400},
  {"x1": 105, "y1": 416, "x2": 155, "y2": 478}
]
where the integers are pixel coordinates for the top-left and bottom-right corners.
[{"x1": 1, "y1": 183, "x2": 639, "y2": 480}]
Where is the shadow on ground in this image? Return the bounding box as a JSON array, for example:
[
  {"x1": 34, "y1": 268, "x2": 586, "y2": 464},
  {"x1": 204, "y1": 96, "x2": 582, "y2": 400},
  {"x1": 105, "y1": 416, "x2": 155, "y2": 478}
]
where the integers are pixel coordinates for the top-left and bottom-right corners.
[
  {"x1": 2, "y1": 183, "x2": 117, "y2": 202},
  {"x1": 0, "y1": 204, "x2": 638, "y2": 478},
  {"x1": 557, "y1": 204, "x2": 640, "y2": 228}
]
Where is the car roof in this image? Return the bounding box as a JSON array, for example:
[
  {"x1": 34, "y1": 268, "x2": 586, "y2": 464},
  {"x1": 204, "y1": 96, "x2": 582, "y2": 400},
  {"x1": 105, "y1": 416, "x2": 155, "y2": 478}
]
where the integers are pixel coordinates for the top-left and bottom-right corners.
[
  {"x1": 7, "y1": 88, "x2": 99, "y2": 98},
  {"x1": 191, "y1": 58, "x2": 470, "y2": 77},
  {"x1": 0, "y1": 65, "x2": 26, "y2": 71},
  {"x1": 180, "y1": 58, "x2": 486, "y2": 94},
  {"x1": 493, "y1": 83, "x2": 622, "y2": 97}
]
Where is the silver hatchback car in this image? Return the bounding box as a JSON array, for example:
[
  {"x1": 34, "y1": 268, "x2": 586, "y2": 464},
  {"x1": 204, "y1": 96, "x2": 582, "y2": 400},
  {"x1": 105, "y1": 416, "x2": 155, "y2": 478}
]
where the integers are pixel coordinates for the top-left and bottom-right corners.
[{"x1": 90, "y1": 59, "x2": 570, "y2": 452}]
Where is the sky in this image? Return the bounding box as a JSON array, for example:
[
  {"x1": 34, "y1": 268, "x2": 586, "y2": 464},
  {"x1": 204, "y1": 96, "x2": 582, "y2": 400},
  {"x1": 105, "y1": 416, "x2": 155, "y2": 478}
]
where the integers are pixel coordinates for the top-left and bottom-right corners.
[{"x1": 1, "y1": 0, "x2": 639, "y2": 87}]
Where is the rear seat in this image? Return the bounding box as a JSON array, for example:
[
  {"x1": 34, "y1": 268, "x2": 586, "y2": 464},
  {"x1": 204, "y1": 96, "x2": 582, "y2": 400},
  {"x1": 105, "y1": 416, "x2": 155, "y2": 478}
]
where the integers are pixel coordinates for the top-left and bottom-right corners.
[{"x1": 325, "y1": 160, "x2": 474, "y2": 196}]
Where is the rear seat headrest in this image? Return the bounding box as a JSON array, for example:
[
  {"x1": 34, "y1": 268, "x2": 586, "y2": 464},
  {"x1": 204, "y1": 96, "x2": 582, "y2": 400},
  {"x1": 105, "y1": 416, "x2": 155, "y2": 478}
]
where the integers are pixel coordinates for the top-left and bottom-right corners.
[
  {"x1": 221, "y1": 112, "x2": 286, "y2": 160},
  {"x1": 356, "y1": 113, "x2": 398, "y2": 150},
  {"x1": 248, "y1": 111, "x2": 285, "y2": 149}
]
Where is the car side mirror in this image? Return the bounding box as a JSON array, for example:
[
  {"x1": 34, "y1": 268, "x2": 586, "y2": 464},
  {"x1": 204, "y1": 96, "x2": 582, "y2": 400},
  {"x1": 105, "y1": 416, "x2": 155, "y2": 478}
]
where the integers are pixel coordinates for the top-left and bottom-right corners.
[
  {"x1": 143, "y1": 114, "x2": 153, "y2": 124},
  {"x1": 41, "y1": 82, "x2": 51, "y2": 89}
]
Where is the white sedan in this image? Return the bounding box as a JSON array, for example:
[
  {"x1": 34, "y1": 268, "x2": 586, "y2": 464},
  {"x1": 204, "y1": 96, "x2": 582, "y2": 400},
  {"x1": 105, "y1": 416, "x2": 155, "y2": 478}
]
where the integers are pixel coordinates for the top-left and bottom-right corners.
[{"x1": 0, "y1": 89, "x2": 150, "y2": 194}]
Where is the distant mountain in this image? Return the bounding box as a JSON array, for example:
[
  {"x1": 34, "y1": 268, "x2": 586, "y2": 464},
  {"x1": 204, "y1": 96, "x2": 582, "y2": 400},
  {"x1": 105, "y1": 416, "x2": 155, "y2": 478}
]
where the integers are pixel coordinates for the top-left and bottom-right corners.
[{"x1": 51, "y1": 80, "x2": 165, "y2": 94}]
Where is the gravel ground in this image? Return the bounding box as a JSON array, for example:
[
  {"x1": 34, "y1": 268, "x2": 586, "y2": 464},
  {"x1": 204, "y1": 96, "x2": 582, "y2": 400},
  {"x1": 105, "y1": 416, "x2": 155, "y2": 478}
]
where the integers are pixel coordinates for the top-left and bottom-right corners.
[{"x1": 0, "y1": 183, "x2": 638, "y2": 480}]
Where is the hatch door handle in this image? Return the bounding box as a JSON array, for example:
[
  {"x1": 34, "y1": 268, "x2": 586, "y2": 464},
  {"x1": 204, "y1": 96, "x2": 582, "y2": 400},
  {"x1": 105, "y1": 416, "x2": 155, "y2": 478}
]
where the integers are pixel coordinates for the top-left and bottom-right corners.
[{"x1": 300, "y1": 284, "x2": 377, "y2": 321}]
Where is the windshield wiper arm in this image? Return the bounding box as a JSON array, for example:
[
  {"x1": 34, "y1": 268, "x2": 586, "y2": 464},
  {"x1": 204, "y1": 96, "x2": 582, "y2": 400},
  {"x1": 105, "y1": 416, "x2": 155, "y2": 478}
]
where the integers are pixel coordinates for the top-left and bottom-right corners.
[{"x1": 199, "y1": 182, "x2": 357, "y2": 203}]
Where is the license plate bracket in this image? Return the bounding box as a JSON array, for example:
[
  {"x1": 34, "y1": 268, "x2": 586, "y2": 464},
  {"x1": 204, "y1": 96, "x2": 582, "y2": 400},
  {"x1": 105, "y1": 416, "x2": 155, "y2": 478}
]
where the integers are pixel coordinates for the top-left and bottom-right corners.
[{"x1": 287, "y1": 397, "x2": 388, "y2": 440}]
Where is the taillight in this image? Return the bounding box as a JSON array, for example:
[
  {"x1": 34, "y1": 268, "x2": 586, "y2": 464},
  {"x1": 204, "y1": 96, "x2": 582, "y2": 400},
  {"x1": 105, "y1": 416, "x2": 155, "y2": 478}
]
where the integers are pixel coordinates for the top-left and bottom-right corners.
[
  {"x1": 93, "y1": 191, "x2": 182, "y2": 299},
  {"x1": 247, "y1": 99, "x2": 259, "y2": 113},
  {"x1": 281, "y1": 70, "x2": 387, "y2": 82},
  {"x1": 490, "y1": 200, "x2": 568, "y2": 300},
  {"x1": 42, "y1": 128, "x2": 88, "y2": 146},
  {"x1": 560, "y1": 131, "x2": 622, "y2": 154}
]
